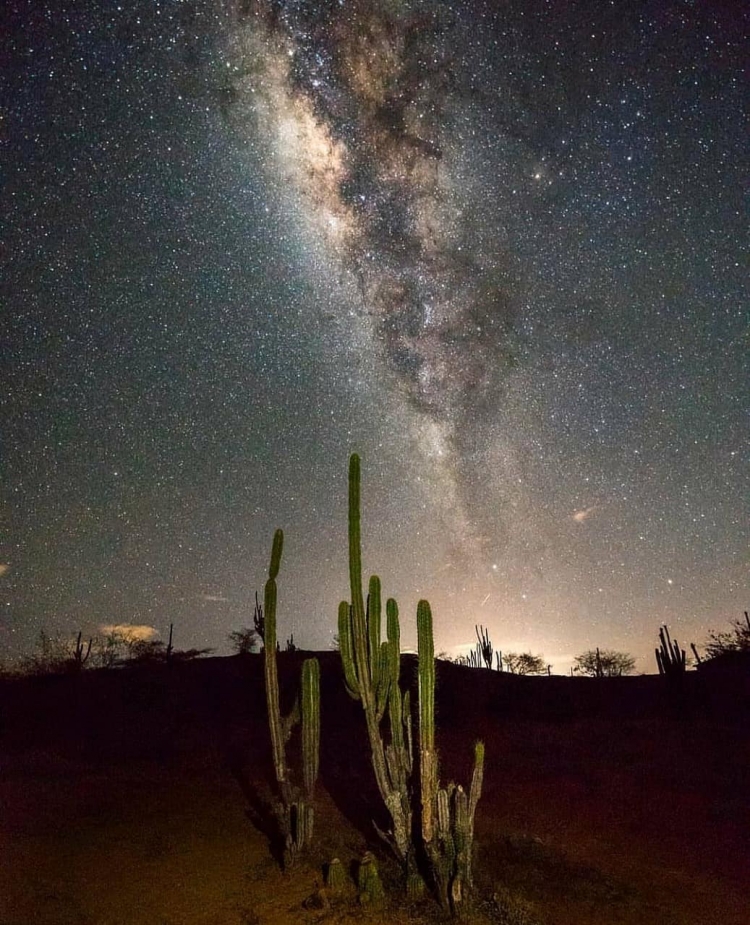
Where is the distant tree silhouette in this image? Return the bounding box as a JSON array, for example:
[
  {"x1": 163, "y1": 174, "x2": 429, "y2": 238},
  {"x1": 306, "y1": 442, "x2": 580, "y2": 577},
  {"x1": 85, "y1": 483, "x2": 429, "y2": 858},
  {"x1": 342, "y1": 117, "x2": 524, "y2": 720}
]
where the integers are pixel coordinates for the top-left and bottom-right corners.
[
  {"x1": 574, "y1": 648, "x2": 635, "y2": 678},
  {"x1": 228, "y1": 626, "x2": 261, "y2": 655},
  {"x1": 702, "y1": 611, "x2": 750, "y2": 660},
  {"x1": 503, "y1": 651, "x2": 546, "y2": 675},
  {"x1": 229, "y1": 591, "x2": 266, "y2": 654},
  {"x1": 19, "y1": 630, "x2": 73, "y2": 675}
]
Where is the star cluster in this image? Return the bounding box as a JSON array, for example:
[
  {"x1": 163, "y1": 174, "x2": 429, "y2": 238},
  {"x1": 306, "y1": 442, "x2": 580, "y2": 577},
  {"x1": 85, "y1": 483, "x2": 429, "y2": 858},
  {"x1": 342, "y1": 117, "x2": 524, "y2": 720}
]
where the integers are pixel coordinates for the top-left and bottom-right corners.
[{"x1": 1, "y1": 0, "x2": 747, "y2": 671}]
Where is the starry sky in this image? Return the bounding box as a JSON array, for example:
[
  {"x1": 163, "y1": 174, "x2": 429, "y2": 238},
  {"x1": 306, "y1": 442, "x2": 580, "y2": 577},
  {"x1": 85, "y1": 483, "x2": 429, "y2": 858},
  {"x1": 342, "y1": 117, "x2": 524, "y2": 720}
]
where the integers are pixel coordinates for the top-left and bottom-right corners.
[{"x1": 2, "y1": 0, "x2": 748, "y2": 673}]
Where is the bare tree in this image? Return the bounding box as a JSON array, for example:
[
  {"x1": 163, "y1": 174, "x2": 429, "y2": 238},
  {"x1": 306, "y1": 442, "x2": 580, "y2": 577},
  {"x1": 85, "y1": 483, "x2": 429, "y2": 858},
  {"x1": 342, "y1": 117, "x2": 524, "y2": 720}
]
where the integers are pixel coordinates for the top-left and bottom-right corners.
[
  {"x1": 702, "y1": 611, "x2": 750, "y2": 660},
  {"x1": 574, "y1": 649, "x2": 635, "y2": 678},
  {"x1": 503, "y1": 652, "x2": 547, "y2": 675}
]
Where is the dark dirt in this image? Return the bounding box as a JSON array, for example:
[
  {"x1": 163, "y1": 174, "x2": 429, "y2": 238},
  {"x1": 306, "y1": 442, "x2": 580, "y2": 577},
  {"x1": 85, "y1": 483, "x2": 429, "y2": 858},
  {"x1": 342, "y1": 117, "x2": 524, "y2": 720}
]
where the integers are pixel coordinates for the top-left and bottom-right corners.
[{"x1": 1, "y1": 653, "x2": 748, "y2": 924}]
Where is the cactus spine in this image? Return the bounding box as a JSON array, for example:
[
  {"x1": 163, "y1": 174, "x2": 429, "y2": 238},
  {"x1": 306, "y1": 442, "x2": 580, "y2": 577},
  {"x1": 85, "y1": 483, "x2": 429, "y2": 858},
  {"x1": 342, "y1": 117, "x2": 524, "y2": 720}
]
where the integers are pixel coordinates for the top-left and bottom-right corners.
[
  {"x1": 418, "y1": 600, "x2": 485, "y2": 913},
  {"x1": 262, "y1": 528, "x2": 320, "y2": 864},
  {"x1": 338, "y1": 454, "x2": 414, "y2": 865}
]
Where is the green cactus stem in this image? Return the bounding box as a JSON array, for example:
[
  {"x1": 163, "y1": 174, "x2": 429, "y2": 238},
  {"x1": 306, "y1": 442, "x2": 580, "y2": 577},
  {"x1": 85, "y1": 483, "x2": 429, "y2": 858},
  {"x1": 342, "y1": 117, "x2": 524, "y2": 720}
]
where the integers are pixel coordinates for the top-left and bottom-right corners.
[
  {"x1": 302, "y1": 657, "x2": 320, "y2": 798},
  {"x1": 339, "y1": 454, "x2": 485, "y2": 910},
  {"x1": 261, "y1": 529, "x2": 320, "y2": 864},
  {"x1": 338, "y1": 454, "x2": 414, "y2": 865},
  {"x1": 418, "y1": 599, "x2": 485, "y2": 913}
]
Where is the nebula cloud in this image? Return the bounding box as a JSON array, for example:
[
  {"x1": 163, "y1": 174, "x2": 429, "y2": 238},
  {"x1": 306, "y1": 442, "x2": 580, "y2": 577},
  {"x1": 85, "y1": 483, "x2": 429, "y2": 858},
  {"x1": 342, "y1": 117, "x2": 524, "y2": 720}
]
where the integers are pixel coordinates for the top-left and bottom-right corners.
[
  {"x1": 228, "y1": 0, "x2": 519, "y2": 416},
  {"x1": 225, "y1": 0, "x2": 526, "y2": 556}
]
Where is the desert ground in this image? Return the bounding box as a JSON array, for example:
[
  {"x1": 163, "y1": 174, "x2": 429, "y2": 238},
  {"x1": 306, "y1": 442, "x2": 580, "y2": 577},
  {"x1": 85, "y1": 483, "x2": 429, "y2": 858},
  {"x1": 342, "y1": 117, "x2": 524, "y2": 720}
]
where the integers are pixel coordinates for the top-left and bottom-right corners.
[{"x1": 1, "y1": 652, "x2": 748, "y2": 924}]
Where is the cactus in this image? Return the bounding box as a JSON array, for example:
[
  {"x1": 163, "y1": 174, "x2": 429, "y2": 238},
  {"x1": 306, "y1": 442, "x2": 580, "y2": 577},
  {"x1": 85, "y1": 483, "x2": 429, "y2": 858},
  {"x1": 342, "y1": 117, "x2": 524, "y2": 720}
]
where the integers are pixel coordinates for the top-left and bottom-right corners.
[
  {"x1": 262, "y1": 529, "x2": 320, "y2": 864},
  {"x1": 475, "y1": 625, "x2": 493, "y2": 669},
  {"x1": 340, "y1": 455, "x2": 485, "y2": 911},
  {"x1": 424, "y1": 606, "x2": 485, "y2": 908},
  {"x1": 338, "y1": 454, "x2": 414, "y2": 865},
  {"x1": 72, "y1": 631, "x2": 92, "y2": 670},
  {"x1": 655, "y1": 625, "x2": 686, "y2": 676},
  {"x1": 301, "y1": 657, "x2": 320, "y2": 797},
  {"x1": 418, "y1": 600, "x2": 485, "y2": 913},
  {"x1": 358, "y1": 852, "x2": 385, "y2": 906},
  {"x1": 325, "y1": 858, "x2": 346, "y2": 893}
]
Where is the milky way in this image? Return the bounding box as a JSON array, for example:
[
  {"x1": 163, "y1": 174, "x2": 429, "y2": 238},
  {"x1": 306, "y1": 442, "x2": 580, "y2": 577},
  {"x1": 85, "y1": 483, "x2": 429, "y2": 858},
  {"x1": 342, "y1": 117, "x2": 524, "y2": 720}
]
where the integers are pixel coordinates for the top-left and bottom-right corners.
[
  {"x1": 225, "y1": 0, "x2": 532, "y2": 557},
  {"x1": 3, "y1": 0, "x2": 747, "y2": 669}
]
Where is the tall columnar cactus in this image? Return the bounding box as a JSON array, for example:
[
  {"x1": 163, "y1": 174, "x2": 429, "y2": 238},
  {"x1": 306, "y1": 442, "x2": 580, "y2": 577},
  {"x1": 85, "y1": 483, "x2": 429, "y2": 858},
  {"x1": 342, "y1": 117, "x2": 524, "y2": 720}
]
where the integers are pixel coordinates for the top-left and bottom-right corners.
[
  {"x1": 655, "y1": 624, "x2": 686, "y2": 676},
  {"x1": 340, "y1": 454, "x2": 485, "y2": 911},
  {"x1": 418, "y1": 600, "x2": 485, "y2": 913},
  {"x1": 262, "y1": 528, "x2": 320, "y2": 864},
  {"x1": 338, "y1": 454, "x2": 414, "y2": 865}
]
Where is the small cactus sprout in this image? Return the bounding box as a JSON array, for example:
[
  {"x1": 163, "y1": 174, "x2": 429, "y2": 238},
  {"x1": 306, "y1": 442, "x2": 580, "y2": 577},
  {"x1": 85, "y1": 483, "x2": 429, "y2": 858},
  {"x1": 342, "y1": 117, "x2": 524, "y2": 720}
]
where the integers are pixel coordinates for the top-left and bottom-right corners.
[
  {"x1": 358, "y1": 852, "x2": 385, "y2": 907},
  {"x1": 325, "y1": 858, "x2": 346, "y2": 893}
]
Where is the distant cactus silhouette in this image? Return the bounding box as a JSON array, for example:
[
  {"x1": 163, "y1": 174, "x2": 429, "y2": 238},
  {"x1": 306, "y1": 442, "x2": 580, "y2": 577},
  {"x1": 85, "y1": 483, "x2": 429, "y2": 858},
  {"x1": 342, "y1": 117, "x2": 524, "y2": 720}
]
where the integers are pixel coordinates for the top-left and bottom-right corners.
[
  {"x1": 475, "y1": 624, "x2": 493, "y2": 669},
  {"x1": 72, "y1": 631, "x2": 92, "y2": 670},
  {"x1": 655, "y1": 625, "x2": 686, "y2": 676}
]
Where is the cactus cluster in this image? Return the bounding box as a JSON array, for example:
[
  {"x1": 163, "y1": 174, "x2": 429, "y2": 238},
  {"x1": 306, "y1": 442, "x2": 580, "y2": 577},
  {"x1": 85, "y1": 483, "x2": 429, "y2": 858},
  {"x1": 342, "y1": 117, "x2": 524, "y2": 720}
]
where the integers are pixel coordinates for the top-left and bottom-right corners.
[
  {"x1": 262, "y1": 528, "x2": 320, "y2": 865},
  {"x1": 418, "y1": 601, "x2": 485, "y2": 911},
  {"x1": 476, "y1": 624, "x2": 493, "y2": 669},
  {"x1": 339, "y1": 454, "x2": 485, "y2": 912},
  {"x1": 655, "y1": 625, "x2": 686, "y2": 676},
  {"x1": 338, "y1": 454, "x2": 414, "y2": 865},
  {"x1": 254, "y1": 455, "x2": 485, "y2": 909}
]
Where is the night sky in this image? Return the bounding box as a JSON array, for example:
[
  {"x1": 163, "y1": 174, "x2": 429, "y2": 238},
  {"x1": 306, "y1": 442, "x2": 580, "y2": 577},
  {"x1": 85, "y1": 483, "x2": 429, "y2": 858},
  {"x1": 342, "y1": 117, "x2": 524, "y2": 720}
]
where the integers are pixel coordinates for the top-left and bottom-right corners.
[{"x1": 2, "y1": 0, "x2": 747, "y2": 672}]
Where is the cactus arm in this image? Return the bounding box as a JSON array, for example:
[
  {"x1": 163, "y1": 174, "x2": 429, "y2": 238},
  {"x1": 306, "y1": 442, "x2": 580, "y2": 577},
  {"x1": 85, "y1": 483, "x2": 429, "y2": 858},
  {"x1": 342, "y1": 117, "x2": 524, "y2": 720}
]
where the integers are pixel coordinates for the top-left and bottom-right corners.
[
  {"x1": 375, "y1": 641, "x2": 391, "y2": 720},
  {"x1": 348, "y1": 454, "x2": 367, "y2": 647},
  {"x1": 417, "y1": 600, "x2": 438, "y2": 845},
  {"x1": 302, "y1": 658, "x2": 320, "y2": 798},
  {"x1": 368, "y1": 575, "x2": 382, "y2": 690},
  {"x1": 339, "y1": 601, "x2": 360, "y2": 698},
  {"x1": 417, "y1": 600, "x2": 435, "y2": 754},
  {"x1": 264, "y1": 530, "x2": 287, "y2": 786}
]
